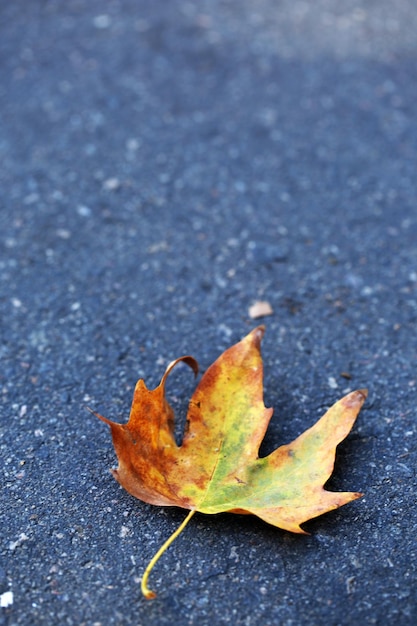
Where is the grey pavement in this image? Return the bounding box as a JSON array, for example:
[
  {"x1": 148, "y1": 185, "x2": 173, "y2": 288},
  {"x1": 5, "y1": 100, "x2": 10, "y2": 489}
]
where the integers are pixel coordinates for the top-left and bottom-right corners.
[{"x1": 1, "y1": 1, "x2": 416, "y2": 624}]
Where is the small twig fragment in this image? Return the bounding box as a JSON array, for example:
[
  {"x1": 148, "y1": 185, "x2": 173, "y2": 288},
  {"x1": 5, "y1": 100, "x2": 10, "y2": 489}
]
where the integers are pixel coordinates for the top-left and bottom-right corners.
[{"x1": 248, "y1": 301, "x2": 273, "y2": 319}]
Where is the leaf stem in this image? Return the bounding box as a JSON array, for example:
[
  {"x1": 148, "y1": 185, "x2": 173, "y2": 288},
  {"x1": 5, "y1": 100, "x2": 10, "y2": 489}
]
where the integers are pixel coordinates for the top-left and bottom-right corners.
[{"x1": 141, "y1": 509, "x2": 196, "y2": 599}]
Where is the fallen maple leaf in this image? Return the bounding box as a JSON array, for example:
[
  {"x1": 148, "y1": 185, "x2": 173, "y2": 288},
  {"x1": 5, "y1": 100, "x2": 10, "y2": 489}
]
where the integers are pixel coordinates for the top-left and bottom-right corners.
[{"x1": 94, "y1": 327, "x2": 366, "y2": 598}]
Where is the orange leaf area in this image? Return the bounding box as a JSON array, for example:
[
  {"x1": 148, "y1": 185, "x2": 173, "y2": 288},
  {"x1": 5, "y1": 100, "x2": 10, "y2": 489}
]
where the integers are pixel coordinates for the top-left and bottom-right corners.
[{"x1": 95, "y1": 327, "x2": 366, "y2": 597}]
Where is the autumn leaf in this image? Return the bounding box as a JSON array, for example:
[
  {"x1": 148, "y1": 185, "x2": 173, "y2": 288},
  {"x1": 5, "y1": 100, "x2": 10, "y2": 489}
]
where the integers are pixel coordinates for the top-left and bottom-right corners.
[{"x1": 94, "y1": 327, "x2": 366, "y2": 598}]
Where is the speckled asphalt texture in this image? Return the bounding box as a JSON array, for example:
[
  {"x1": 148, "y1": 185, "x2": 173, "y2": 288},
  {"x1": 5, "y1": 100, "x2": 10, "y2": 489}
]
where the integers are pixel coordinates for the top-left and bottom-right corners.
[{"x1": 1, "y1": 1, "x2": 417, "y2": 624}]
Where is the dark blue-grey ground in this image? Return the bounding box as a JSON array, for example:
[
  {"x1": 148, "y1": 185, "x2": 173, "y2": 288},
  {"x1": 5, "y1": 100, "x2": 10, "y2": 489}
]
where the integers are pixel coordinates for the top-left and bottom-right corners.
[{"x1": 1, "y1": 1, "x2": 416, "y2": 624}]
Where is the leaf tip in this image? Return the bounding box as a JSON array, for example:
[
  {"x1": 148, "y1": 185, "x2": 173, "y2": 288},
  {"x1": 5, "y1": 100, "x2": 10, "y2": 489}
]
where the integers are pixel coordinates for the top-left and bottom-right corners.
[
  {"x1": 249, "y1": 325, "x2": 266, "y2": 346},
  {"x1": 161, "y1": 355, "x2": 199, "y2": 386},
  {"x1": 345, "y1": 388, "x2": 368, "y2": 409},
  {"x1": 86, "y1": 406, "x2": 113, "y2": 426}
]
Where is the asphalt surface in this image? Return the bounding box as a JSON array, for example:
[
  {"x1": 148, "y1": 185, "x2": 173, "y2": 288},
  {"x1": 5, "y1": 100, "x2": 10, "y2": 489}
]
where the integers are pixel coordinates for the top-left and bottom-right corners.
[{"x1": 1, "y1": 1, "x2": 417, "y2": 625}]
